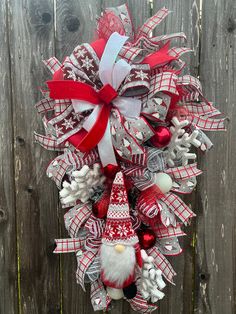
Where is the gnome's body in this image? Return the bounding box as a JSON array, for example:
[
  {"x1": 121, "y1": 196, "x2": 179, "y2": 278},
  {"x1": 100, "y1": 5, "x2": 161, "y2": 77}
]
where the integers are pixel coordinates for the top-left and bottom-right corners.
[{"x1": 100, "y1": 172, "x2": 142, "y2": 293}]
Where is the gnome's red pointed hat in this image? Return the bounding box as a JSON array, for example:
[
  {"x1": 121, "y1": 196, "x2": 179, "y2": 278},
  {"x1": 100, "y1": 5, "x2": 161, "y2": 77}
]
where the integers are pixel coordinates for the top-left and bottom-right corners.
[{"x1": 102, "y1": 171, "x2": 138, "y2": 245}]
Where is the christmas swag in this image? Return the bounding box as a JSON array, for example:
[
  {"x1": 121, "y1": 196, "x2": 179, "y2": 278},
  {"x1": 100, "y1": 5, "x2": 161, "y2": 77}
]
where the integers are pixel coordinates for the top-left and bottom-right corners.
[{"x1": 35, "y1": 4, "x2": 226, "y2": 312}]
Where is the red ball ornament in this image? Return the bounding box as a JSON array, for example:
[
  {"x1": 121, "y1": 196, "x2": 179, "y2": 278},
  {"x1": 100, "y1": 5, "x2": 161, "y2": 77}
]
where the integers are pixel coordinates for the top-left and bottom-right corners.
[
  {"x1": 92, "y1": 192, "x2": 110, "y2": 218},
  {"x1": 137, "y1": 229, "x2": 156, "y2": 250},
  {"x1": 103, "y1": 164, "x2": 120, "y2": 179},
  {"x1": 150, "y1": 126, "x2": 171, "y2": 148}
]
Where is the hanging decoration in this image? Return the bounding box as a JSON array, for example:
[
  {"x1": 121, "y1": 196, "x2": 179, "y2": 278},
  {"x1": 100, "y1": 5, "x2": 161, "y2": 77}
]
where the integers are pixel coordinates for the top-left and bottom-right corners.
[{"x1": 35, "y1": 4, "x2": 226, "y2": 312}]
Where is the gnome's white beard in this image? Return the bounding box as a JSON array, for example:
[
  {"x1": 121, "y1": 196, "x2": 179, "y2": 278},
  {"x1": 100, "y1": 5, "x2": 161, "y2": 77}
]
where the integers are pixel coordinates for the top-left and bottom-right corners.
[{"x1": 100, "y1": 243, "x2": 136, "y2": 287}]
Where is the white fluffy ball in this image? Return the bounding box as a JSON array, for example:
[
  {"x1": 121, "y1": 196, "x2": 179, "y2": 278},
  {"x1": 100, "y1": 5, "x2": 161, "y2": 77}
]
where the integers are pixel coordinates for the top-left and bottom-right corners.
[
  {"x1": 154, "y1": 172, "x2": 173, "y2": 193},
  {"x1": 106, "y1": 287, "x2": 124, "y2": 300}
]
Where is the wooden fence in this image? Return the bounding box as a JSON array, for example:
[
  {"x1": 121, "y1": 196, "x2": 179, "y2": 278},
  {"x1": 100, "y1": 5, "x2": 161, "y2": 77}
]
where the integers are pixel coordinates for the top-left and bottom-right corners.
[{"x1": 0, "y1": 0, "x2": 235, "y2": 313}]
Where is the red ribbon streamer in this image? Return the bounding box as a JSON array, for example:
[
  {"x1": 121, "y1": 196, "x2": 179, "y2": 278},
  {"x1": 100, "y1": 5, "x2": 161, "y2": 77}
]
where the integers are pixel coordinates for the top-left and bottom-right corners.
[
  {"x1": 142, "y1": 42, "x2": 176, "y2": 68},
  {"x1": 47, "y1": 80, "x2": 117, "y2": 151}
]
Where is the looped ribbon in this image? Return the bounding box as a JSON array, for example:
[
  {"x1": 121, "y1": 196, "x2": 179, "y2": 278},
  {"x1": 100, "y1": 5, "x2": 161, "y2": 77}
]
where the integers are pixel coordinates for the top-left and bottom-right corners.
[
  {"x1": 47, "y1": 32, "x2": 142, "y2": 166},
  {"x1": 84, "y1": 215, "x2": 105, "y2": 252}
]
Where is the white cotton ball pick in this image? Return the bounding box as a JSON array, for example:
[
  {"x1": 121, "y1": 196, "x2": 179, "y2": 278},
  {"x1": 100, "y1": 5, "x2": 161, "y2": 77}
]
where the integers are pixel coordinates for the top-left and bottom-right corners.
[
  {"x1": 154, "y1": 172, "x2": 173, "y2": 194},
  {"x1": 106, "y1": 287, "x2": 124, "y2": 300}
]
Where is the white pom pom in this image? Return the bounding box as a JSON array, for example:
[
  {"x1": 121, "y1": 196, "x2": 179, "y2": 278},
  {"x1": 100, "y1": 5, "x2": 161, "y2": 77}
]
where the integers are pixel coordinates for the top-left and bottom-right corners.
[
  {"x1": 154, "y1": 172, "x2": 173, "y2": 194},
  {"x1": 106, "y1": 287, "x2": 124, "y2": 300}
]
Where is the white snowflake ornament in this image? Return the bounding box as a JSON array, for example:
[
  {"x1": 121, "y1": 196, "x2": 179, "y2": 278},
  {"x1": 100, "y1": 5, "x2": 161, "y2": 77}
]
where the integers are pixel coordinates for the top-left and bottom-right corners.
[
  {"x1": 60, "y1": 163, "x2": 105, "y2": 204},
  {"x1": 139, "y1": 250, "x2": 166, "y2": 303},
  {"x1": 167, "y1": 117, "x2": 201, "y2": 167}
]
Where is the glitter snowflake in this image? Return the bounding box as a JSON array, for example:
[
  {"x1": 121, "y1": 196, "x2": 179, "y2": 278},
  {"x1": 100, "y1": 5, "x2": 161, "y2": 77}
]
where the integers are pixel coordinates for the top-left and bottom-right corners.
[
  {"x1": 81, "y1": 56, "x2": 94, "y2": 70},
  {"x1": 135, "y1": 70, "x2": 148, "y2": 80},
  {"x1": 62, "y1": 117, "x2": 76, "y2": 130}
]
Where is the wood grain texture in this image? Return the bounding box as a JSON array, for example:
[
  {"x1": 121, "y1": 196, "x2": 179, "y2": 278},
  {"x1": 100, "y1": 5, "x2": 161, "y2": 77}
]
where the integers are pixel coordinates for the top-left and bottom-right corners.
[
  {"x1": 0, "y1": 1, "x2": 18, "y2": 313},
  {"x1": 54, "y1": 1, "x2": 103, "y2": 314},
  {"x1": 152, "y1": 1, "x2": 201, "y2": 313},
  {"x1": 8, "y1": 0, "x2": 60, "y2": 312},
  {"x1": 195, "y1": 0, "x2": 236, "y2": 313}
]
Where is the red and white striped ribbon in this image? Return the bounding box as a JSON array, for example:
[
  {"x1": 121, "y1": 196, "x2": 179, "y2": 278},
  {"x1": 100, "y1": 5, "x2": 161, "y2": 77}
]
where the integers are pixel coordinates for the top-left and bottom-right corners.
[{"x1": 128, "y1": 291, "x2": 158, "y2": 313}]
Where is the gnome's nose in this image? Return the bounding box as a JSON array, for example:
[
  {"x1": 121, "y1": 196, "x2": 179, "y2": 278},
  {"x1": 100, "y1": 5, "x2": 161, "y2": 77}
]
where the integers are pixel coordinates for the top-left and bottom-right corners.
[{"x1": 114, "y1": 244, "x2": 125, "y2": 253}]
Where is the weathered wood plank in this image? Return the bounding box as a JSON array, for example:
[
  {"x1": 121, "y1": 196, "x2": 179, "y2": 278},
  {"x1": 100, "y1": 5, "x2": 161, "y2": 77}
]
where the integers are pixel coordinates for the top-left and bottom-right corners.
[
  {"x1": 195, "y1": 1, "x2": 236, "y2": 313},
  {"x1": 0, "y1": 1, "x2": 18, "y2": 313},
  {"x1": 152, "y1": 1, "x2": 201, "y2": 313},
  {"x1": 54, "y1": 1, "x2": 102, "y2": 313},
  {"x1": 8, "y1": 0, "x2": 60, "y2": 312}
]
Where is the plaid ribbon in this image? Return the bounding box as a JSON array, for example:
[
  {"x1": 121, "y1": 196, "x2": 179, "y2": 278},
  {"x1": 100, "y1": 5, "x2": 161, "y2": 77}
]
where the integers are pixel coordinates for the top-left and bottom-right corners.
[
  {"x1": 161, "y1": 193, "x2": 195, "y2": 225},
  {"x1": 141, "y1": 72, "x2": 178, "y2": 104},
  {"x1": 43, "y1": 57, "x2": 62, "y2": 74},
  {"x1": 35, "y1": 97, "x2": 55, "y2": 113},
  {"x1": 46, "y1": 155, "x2": 69, "y2": 188},
  {"x1": 76, "y1": 250, "x2": 97, "y2": 291},
  {"x1": 34, "y1": 132, "x2": 66, "y2": 151},
  {"x1": 54, "y1": 238, "x2": 85, "y2": 253},
  {"x1": 186, "y1": 101, "x2": 221, "y2": 117},
  {"x1": 64, "y1": 204, "x2": 91, "y2": 238},
  {"x1": 46, "y1": 149, "x2": 99, "y2": 188},
  {"x1": 177, "y1": 75, "x2": 202, "y2": 101},
  {"x1": 54, "y1": 99, "x2": 71, "y2": 115},
  {"x1": 165, "y1": 163, "x2": 202, "y2": 180},
  {"x1": 136, "y1": 7, "x2": 170, "y2": 39},
  {"x1": 138, "y1": 32, "x2": 187, "y2": 53},
  {"x1": 153, "y1": 222, "x2": 185, "y2": 239},
  {"x1": 189, "y1": 114, "x2": 226, "y2": 131},
  {"x1": 169, "y1": 47, "x2": 192, "y2": 59},
  {"x1": 147, "y1": 245, "x2": 176, "y2": 284},
  {"x1": 119, "y1": 45, "x2": 144, "y2": 63}
]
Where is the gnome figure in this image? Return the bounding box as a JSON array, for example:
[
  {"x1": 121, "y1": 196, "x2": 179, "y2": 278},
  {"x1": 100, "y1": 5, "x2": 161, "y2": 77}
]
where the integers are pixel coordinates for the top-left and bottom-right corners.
[{"x1": 99, "y1": 171, "x2": 142, "y2": 300}]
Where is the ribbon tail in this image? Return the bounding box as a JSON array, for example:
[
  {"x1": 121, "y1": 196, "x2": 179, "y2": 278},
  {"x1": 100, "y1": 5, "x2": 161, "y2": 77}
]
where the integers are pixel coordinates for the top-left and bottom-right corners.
[
  {"x1": 47, "y1": 80, "x2": 100, "y2": 104},
  {"x1": 99, "y1": 32, "x2": 129, "y2": 86},
  {"x1": 72, "y1": 100, "x2": 95, "y2": 113},
  {"x1": 142, "y1": 41, "x2": 176, "y2": 68},
  {"x1": 97, "y1": 119, "x2": 117, "y2": 166},
  {"x1": 68, "y1": 104, "x2": 110, "y2": 152}
]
